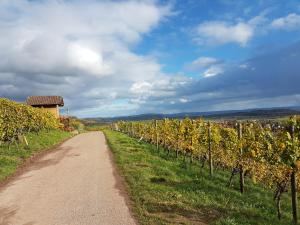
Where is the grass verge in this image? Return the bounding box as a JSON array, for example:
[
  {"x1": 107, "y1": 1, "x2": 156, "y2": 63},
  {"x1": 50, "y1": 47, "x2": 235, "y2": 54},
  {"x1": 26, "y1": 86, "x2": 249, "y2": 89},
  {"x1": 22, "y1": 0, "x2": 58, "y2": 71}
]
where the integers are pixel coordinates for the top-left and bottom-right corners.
[
  {"x1": 0, "y1": 130, "x2": 72, "y2": 182},
  {"x1": 104, "y1": 129, "x2": 297, "y2": 225}
]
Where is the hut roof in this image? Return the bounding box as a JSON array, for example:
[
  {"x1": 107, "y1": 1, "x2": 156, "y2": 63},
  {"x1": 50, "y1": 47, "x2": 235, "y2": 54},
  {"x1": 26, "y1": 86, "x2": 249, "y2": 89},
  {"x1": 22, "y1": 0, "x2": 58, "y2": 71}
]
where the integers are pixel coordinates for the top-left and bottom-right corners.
[{"x1": 26, "y1": 96, "x2": 64, "y2": 107}]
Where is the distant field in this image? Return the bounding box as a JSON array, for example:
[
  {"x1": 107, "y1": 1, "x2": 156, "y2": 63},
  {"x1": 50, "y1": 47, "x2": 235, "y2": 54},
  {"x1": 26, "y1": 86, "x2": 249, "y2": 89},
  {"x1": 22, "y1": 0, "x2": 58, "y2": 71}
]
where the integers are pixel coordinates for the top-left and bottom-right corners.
[
  {"x1": 85, "y1": 107, "x2": 300, "y2": 123},
  {"x1": 104, "y1": 129, "x2": 297, "y2": 225}
]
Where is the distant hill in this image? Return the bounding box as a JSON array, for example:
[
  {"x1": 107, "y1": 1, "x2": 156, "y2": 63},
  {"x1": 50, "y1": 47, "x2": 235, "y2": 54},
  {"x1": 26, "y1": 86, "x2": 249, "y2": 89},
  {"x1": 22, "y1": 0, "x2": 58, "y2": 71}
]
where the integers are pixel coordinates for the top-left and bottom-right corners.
[{"x1": 84, "y1": 106, "x2": 300, "y2": 123}]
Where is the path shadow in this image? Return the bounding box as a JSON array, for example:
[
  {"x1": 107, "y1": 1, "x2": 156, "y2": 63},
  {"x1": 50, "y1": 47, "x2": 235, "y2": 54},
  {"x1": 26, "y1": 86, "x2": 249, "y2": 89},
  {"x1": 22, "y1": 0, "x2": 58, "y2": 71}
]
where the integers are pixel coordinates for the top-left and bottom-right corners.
[
  {"x1": 1, "y1": 146, "x2": 74, "y2": 190},
  {"x1": 28, "y1": 146, "x2": 73, "y2": 171},
  {"x1": 0, "y1": 206, "x2": 18, "y2": 225},
  {"x1": 0, "y1": 206, "x2": 35, "y2": 225}
]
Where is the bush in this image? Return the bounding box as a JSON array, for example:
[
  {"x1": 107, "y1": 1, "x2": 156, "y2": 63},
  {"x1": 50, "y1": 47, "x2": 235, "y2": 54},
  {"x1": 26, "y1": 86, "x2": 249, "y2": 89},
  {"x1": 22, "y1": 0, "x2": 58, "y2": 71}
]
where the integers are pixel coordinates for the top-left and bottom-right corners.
[{"x1": 0, "y1": 98, "x2": 61, "y2": 143}]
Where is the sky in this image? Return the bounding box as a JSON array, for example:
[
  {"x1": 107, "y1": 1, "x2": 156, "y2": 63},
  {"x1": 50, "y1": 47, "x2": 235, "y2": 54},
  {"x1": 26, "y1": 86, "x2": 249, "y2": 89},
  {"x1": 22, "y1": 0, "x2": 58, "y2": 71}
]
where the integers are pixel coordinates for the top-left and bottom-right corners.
[{"x1": 1, "y1": 0, "x2": 300, "y2": 117}]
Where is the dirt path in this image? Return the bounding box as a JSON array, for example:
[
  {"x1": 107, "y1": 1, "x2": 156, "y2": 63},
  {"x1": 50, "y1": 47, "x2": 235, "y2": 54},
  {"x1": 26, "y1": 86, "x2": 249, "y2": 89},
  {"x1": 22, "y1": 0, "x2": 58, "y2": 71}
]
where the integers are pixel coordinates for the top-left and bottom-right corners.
[{"x1": 0, "y1": 132, "x2": 136, "y2": 225}]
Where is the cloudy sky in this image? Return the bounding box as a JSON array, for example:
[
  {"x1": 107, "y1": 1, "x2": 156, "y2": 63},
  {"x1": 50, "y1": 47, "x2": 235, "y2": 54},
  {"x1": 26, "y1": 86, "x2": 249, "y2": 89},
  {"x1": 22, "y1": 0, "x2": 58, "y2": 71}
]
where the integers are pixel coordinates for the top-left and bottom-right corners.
[{"x1": 1, "y1": 0, "x2": 300, "y2": 117}]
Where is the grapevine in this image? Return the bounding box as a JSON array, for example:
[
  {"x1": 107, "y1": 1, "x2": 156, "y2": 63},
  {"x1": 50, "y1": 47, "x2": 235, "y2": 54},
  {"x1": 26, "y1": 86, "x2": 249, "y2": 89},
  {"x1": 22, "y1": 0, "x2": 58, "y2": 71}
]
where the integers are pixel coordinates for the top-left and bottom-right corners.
[
  {"x1": 114, "y1": 116, "x2": 300, "y2": 222},
  {"x1": 0, "y1": 98, "x2": 61, "y2": 145}
]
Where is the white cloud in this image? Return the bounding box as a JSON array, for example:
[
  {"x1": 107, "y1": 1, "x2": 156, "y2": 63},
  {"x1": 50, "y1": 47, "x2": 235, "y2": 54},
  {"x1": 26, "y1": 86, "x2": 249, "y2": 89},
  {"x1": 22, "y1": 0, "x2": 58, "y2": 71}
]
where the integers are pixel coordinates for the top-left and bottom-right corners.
[
  {"x1": 195, "y1": 11, "x2": 269, "y2": 47},
  {"x1": 185, "y1": 56, "x2": 224, "y2": 77},
  {"x1": 271, "y1": 13, "x2": 300, "y2": 30},
  {"x1": 239, "y1": 63, "x2": 249, "y2": 69},
  {"x1": 130, "y1": 81, "x2": 153, "y2": 94},
  {"x1": 179, "y1": 98, "x2": 189, "y2": 103},
  {"x1": 203, "y1": 66, "x2": 224, "y2": 77},
  {"x1": 68, "y1": 43, "x2": 112, "y2": 76},
  {"x1": 128, "y1": 75, "x2": 192, "y2": 107},
  {"x1": 196, "y1": 21, "x2": 253, "y2": 46},
  {"x1": 0, "y1": 0, "x2": 172, "y2": 117},
  {"x1": 185, "y1": 57, "x2": 220, "y2": 71}
]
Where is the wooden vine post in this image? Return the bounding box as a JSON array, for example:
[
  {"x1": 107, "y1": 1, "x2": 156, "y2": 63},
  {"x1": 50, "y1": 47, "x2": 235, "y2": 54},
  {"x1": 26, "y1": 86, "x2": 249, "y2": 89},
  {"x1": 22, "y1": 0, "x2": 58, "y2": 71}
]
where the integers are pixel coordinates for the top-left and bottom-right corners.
[
  {"x1": 131, "y1": 122, "x2": 134, "y2": 137},
  {"x1": 155, "y1": 120, "x2": 159, "y2": 151},
  {"x1": 238, "y1": 122, "x2": 244, "y2": 194},
  {"x1": 23, "y1": 135, "x2": 29, "y2": 146},
  {"x1": 208, "y1": 121, "x2": 213, "y2": 176},
  {"x1": 190, "y1": 120, "x2": 194, "y2": 164},
  {"x1": 176, "y1": 120, "x2": 181, "y2": 158},
  {"x1": 291, "y1": 170, "x2": 297, "y2": 224},
  {"x1": 163, "y1": 120, "x2": 166, "y2": 153},
  {"x1": 291, "y1": 124, "x2": 298, "y2": 224}
]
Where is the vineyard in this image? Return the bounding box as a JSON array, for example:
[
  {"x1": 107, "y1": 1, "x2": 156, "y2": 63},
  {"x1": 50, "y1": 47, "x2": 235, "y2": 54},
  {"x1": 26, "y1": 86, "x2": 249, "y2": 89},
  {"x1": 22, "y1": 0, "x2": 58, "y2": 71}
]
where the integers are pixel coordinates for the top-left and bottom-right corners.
[
  {"x1": 113, "y1": 117, "x2": 300, "y2": 223},
  {"x1": 0, "y1": 98, "x2": 73, "y2": 182},
  {"x1": 0, "y1": 98, "x2": 61, "y2": 146}
]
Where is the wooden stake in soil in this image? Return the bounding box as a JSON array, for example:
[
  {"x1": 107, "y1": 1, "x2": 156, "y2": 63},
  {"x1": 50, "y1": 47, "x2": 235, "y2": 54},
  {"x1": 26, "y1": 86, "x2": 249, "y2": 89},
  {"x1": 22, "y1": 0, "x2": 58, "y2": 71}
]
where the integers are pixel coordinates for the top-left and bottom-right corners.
[
  {"x1": 238, "y1": 123, "x2": 244, "y2": 194},
  {"x1": 155, "y1": 120, "x2": 159, "y2": 151},
  {"x1": 131, "y1": 122, "x2": 134, "y2": 137},
  {"x1": 23, "y1": 135, "x2": 29, "y2": 146},
  {"x1": 176, "y1": 120, "x2": 181, "y2": 158},
  {"x1": 291, "y1": 124, "x2": 298, "y2": 224},
  {"x1": 208, "y1": 121, "x2": 213, "y2": 176},
  {"x1": 291, "y1": 170, "x2": 297, "y2": 224}
]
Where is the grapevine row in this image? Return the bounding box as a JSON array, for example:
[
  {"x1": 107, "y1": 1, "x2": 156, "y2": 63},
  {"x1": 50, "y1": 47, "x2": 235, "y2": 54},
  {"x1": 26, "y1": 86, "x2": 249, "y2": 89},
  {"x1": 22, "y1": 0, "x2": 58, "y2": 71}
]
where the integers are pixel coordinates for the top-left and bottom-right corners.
[
  {"x1": 0, "y1": 98, "x2": 61, "y2": 144},
  {"x1": 113, "y1": 117, "x2": 300, "y2": 222}
]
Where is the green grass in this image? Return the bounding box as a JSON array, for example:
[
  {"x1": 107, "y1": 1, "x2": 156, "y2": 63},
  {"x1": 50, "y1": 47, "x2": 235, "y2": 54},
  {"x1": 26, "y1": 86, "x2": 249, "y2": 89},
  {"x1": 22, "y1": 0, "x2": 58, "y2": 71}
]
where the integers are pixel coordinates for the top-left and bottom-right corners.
[
  {"x1": 104, "y1": 129, "x2": 298, "y2": 225},
  {"x1": 0, "y1": 130, "x2": 72, "y2": 181},
  {"x1": 85, "y1": 124, "x2": 108, "y2": 131}
]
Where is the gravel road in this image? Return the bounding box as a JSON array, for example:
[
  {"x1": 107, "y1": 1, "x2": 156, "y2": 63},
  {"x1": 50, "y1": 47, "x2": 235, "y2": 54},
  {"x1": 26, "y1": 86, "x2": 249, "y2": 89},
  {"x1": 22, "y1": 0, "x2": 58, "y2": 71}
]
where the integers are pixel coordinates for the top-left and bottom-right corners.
[{"x1": 0, "y1": 131, "x2": 137, "y2": 225}]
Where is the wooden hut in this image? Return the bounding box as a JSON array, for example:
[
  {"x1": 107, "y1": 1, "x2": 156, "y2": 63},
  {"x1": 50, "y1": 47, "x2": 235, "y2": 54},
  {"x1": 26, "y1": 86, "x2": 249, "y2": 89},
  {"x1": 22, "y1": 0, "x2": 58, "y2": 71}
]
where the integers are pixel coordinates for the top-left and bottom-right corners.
[{"x1": 26, "y1": 96, "x2": 64, "y2": 118}]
